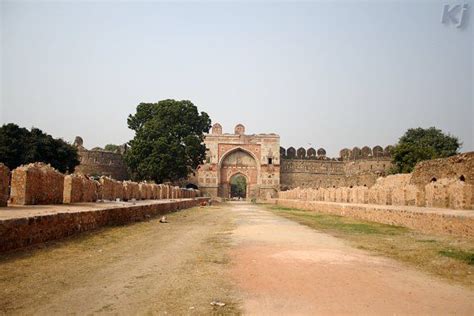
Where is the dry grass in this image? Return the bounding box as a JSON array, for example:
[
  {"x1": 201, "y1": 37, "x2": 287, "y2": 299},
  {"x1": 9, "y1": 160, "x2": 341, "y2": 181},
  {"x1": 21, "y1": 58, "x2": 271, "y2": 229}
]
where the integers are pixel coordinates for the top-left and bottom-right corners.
[
  {"x1": 268, "y1": 205, "x2": 474, "y2": 288},
  {"x1": 0, "y1": 205, "x2": 242, "y2": 315}
]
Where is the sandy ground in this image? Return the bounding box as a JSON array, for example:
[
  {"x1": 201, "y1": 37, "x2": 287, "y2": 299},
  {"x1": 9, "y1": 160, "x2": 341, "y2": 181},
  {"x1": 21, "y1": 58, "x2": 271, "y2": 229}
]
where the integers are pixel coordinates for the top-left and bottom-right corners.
[
  {"x1": 229, "y1": 202, "x2": 474, "y2": 315},
  {"x1": 0, "y1": 205, "x2": 240, "y2": 315},
  {"x1": 1, "y1": 202, "x2": 473, "y2": 315}
]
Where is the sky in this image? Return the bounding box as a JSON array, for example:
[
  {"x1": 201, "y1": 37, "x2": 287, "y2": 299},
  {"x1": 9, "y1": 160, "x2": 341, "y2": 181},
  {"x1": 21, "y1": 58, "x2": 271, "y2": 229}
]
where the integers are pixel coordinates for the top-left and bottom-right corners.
[{"x1": 1, "y1": 0, "x2": 472, "y2": 157}]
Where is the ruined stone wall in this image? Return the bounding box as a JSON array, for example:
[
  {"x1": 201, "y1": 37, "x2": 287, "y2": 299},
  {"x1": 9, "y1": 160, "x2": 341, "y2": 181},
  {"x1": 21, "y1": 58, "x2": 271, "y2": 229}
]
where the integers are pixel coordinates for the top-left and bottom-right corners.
[
  {"x1": 0, "y1": 197, "x2": 209, "y2": 253},
  {"x1": 63, "y1": 174, "x2": 100, "y2": 204},
  {"x1": 279, "y1": 153, "x2": 474, "y2": 211},
  {"x1": 10, "y1": 163, "x2": 64, "y2": 205},
  {"x1": 0, "y1": 164, "x2": 10, "y2": 207},
  {"x1": 6, "y1": 163, "x2": 200, "y2": 206},
  {"x1": 75, "y1": 147, "x2": 129, "y2": 181},
  {"x1": 275, "y1": 199, "x2": 474, "y2": 238},
  {"x1": 279, "y1": 173, "x2": 473, "y2": 211},
  {"x1": 410, "y1": 152, "x2": 474, "y2": 187}
]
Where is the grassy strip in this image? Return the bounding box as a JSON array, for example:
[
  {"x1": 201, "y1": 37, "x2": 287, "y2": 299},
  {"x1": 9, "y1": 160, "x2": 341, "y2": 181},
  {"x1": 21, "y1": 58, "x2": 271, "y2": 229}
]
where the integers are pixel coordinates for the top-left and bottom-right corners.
[{"x1": 268, "y1": 205, "x2": 474, "y2": 288}]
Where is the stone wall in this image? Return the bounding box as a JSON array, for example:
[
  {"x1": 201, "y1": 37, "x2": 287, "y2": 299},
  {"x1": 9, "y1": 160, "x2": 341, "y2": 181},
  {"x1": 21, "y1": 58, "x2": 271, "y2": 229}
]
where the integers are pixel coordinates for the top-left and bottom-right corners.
[
  {"x1": 5, "y1": 163, "x2": 200, "y2": 206},
  {"x1": 0, "y1": 197, "x2": 209, "y2": 253},
  {"x1": 10, "y1": 163, "x2": 64, "y2": 205},
  {"x1": 74, "y1": 142, "x2": 129, "y2": 181},
  {"x1": 280, "y1": 158, "x2": 392, "y2": 190},
  {"x1": 280, "y1": 153, "x2": 474, "y2": 210},
  {"x1": 410, "y1": 152, "x2": 474, "y2": 187},
  {"x1": 275, "y1": 199, "x2": 474, "y2": 238},
  {"x1": 279, "y1": 174, "x2": 473, "y2": 210},
  {"x1": 0, "y1": 164, "x2": 10, "y2": 207},
  {"x1": 63, "y1": 174, "x2": 99, "y2": 204}
]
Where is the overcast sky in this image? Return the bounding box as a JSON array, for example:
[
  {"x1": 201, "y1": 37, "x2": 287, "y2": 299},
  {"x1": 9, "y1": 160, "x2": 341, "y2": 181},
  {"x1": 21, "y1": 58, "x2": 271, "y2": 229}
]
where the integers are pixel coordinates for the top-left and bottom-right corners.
[{"x1": 1, "y1": 1, "x2": 472, "y2": 157}]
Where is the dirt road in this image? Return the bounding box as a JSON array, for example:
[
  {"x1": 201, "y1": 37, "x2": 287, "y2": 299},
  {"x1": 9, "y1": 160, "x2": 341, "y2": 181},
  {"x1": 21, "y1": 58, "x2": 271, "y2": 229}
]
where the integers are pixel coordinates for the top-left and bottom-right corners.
[
  {"x1": 1, "y1": 202, "x2": 473, "y2": 315},
  {"x1": 230, "y1": 202, "x2": 474, "y2": 315}
]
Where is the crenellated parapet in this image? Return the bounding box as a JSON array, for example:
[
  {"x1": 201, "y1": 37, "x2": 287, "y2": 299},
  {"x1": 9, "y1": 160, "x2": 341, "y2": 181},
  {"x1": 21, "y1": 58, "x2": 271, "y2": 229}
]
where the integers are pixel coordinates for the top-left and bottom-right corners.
[
  {"x1": 280, "y1": 146, "x2": 331, "y2": 160},
  {"x1": 339, "y1": 145, "x2": 393, "y2": 160},
  {"x1": 280, "y1": 145, "x2": 393, "y2": 161}
]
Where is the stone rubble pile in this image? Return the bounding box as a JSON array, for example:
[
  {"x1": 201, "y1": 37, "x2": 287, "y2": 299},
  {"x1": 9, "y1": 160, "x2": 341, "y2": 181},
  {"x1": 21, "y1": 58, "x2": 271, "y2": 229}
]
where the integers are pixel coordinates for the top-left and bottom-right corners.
[
  {"x1": 279, "y1": 173, "x2": 473, "y2": 210},
  {"x1": 0, "y1": 162, "x2": 200, "y2": 206}
]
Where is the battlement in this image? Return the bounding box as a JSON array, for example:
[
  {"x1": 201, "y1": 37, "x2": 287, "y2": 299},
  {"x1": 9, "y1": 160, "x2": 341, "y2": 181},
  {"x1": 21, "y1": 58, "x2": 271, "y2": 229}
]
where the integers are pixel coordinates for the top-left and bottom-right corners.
[{"x1": 280, "y1": 145, "x2": 393, "y2": 161}]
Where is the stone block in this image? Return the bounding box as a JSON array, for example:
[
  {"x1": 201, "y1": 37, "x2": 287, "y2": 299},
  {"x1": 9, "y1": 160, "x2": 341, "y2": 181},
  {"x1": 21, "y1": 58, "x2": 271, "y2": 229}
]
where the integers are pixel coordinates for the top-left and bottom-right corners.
[
  {"x1": 82, "y1": 177, "x2": 99, "y2": 202},
  {"x1": 113, "y1": 180, "x2": 123, "y2": 201},
  {"x1": 99, "y1": 176, "x2": 115, "y2": 201},
  {"x1": 64, "y1": 174, "x2": 98, "y2": 203},
  {"x1": 10, "y1": 163, "x2": 64, "y2": 205},
  {"x1": 447, "y1": 180, "x2": 473, "y2": 210},
  {"x1": 425, "y1": 178, "x2": 454, "y2": 208},
  {"x1": 63, "y1": 174, "x2": 84, "y2": 204},
  {"x1": 0, "y1": 163, "x2": 10, "y2": 207}
]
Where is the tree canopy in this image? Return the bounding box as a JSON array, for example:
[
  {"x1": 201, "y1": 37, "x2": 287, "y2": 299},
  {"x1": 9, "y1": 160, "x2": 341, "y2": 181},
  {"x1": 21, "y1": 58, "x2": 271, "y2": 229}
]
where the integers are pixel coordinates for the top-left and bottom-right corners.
[
  {"x1": 0, "y1": 123, "x2": 79, "y2": 173},
  {"x1": 391, "y1": 127, "x2": 461, "y2": 173},
  {"x1": 124, "y1": 99, "x2": 211, "y2": 183},
  {"x1": 104, "y1": 144, "x2": 120, "y2": 152}
]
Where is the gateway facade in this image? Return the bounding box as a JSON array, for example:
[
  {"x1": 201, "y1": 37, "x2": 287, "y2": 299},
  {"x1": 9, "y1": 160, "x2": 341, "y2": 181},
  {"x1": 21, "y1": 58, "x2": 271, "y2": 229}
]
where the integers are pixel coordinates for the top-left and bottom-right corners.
[{"x1": 192, "y1": 123, "x2": 280, "y2": 199}]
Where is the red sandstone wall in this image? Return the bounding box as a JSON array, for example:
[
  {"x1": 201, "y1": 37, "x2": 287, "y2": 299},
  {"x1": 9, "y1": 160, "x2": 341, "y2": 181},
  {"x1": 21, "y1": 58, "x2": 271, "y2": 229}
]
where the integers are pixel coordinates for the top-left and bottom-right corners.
[
  {"x1": 10, "y1": 163, "x2": 64, "y2": 205},
  {"x1": 5, "y1": 163, "x2": 199, "y2": 206},
  {"x1": 63, "y1": 174, "x2": 99, "y2": 204},
  {"x1": 0, "y1": 197, "x2": 209, "y2": 253},
  {"x1": 0, "y1": 164, "x2": 10, "y2": 207}
]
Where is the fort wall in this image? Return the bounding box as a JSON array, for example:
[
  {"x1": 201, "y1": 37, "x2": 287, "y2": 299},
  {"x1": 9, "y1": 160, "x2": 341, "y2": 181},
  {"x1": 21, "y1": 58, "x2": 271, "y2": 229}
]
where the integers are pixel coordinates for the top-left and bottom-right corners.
[
  {"x1": 410, "y1": 152, "x2": 473, "y2": 187},
  {"x1": 75, "y1": 147, "x2": 129, "y2": 181},
  {"x1": 277, "y1": 153, "x2": 474, "y2": 236},
  {"x1": 73, "y1": 137, "x2": 129, "y2": 181},
  {"x1": 280, "y1": 146, "x2": 393, "y2": 189}
]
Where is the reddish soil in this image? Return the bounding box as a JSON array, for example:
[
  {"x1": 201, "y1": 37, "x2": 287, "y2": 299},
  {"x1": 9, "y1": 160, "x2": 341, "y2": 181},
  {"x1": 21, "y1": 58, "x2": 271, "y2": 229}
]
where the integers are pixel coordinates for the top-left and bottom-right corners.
[{"x1": 229, "y1": 202, "x2": 474, "y2": 315}]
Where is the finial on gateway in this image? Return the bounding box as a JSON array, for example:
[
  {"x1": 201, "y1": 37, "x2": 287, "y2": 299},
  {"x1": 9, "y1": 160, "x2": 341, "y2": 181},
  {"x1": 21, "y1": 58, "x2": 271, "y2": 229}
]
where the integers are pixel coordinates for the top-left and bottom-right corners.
[
  {"x1": 234, "y1": 124, "x2": 245, "y2": 135},
  {"x1": 211, "y1": 123, "x2": 222, "y2": 135}
]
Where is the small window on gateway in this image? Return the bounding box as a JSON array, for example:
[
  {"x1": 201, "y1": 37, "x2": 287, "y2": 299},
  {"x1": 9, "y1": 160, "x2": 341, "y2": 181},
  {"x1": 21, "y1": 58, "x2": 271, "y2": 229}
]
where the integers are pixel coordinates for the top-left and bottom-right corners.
[{"x1": 268, "y1": 158, "x2": 273, "y2": 165}]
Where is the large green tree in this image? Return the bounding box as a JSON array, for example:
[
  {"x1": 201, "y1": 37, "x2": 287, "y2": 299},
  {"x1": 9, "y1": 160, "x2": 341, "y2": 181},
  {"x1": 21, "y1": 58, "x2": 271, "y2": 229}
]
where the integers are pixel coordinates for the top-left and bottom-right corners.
[
  {"x1": 391, "y1": 127, "x2": 461, "y2": 173},
  {"x1": 124, "y1": 99, "x2": 211, "y2": 183},
  {"x1": 0, "y1": 123, "x2": 79, "y2": 173}
]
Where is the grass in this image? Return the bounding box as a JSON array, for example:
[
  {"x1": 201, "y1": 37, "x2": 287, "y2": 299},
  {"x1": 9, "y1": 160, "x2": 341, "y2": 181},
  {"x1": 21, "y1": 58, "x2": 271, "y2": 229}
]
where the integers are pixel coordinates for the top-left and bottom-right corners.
[
  {"x1": 439, "y1": 249, "x2": 474, "y2": 265},
  {"x1": 267, "y1": 205, "x2": 474, "y2": 288}
]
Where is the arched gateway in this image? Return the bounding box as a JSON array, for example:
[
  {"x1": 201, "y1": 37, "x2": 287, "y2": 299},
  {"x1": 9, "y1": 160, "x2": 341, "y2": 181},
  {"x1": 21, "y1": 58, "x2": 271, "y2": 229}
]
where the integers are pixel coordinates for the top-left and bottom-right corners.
[{"x1": 193, "y1": 123, "x2": 280, "y2": 200}]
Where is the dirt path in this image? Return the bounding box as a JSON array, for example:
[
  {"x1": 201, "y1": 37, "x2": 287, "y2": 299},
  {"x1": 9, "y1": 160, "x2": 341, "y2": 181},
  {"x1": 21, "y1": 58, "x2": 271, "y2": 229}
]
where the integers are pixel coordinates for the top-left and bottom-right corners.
[
  {"x1": 229, "y1": 202, "x2": 474, "y2": 315},
  {"x1": 0, "y1": 205, "x2": 240, "y2": 315}
]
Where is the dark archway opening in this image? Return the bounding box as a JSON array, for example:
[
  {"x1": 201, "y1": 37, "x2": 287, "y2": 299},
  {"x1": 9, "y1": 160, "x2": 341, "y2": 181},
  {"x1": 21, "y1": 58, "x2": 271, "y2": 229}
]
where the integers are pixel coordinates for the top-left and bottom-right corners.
[
  {"x1": 230, "y1": 174, "x2": 247, "y2": 199},
  {"x1": 186, "y1": 183, "x2": 198, "y2": 189}
]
